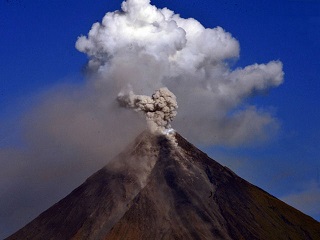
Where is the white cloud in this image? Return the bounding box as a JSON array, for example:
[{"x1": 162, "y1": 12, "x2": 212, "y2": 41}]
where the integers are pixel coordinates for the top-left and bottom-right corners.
[{"x1": 75, "y1": 0, "x2": 284, "y2": 145}]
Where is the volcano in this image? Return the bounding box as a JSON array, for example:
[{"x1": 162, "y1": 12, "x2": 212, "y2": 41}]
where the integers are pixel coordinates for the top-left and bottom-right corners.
[{"x1": 7, "y1": 131, "x2": 320, "y2": 239}]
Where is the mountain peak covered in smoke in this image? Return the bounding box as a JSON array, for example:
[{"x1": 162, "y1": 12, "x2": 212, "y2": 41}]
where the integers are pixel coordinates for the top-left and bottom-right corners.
[{"x1": 7, "y1": 131, "x2": 320, "y2": 239}]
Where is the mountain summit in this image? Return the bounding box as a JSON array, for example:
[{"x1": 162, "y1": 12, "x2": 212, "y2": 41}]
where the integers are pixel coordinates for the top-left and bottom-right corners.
[{"x1": 7, "y1": 131, "x2": 320, "y2": 239}]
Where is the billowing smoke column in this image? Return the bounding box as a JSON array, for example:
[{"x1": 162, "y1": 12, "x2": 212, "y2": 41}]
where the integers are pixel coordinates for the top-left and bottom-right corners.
[
  {"x1": 117, "y1": 87, "x2": 178, "y2": 133},
  {"x1": 76, "y1": 0, "x2": 284, "y2": 145}
]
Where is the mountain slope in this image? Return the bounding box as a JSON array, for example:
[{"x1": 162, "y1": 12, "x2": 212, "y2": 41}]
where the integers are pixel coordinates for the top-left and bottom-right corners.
[{"x1": 7, "y1": 132, "x2": 320, "y2": 240}]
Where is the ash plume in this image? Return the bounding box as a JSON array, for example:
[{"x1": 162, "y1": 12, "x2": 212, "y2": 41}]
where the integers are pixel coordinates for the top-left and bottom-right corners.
[
  {"x1": 1, "y1": 0, "x2": 285, "y2": 237},
  {"x1": 117, "y1": 87, "x2": 178, "y2": 133}
]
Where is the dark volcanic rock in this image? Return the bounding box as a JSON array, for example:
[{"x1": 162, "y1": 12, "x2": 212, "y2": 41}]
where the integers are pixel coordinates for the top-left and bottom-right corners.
[{"x1": 7, "y1": 132, "x2": 320, "y2": 240}]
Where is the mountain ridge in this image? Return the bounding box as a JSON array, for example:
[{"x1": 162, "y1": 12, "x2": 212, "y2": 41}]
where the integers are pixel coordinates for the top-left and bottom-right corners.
[{"x1": 7, "y1": 131, "x2": 320, "y2": 239}]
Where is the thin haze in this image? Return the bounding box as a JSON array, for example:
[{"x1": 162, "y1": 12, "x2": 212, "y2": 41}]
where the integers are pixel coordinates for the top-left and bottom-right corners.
[{"x1": 1, "y1": 0, "x2": 285, "y2": 238}]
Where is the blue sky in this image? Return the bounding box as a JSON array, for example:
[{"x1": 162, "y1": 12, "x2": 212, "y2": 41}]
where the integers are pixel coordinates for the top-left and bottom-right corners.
[{"x1": 1, "y1": 0, "x2": 320, "y2": 238}]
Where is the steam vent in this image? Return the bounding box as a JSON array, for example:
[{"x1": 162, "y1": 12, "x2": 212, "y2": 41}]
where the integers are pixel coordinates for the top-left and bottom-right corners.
[{"x1": 7, "y1": 131, "x2": 320, "y2": 239}]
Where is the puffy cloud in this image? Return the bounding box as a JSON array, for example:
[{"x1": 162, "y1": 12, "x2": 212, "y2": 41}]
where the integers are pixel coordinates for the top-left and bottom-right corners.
[{"x1": 76, "y1": 0, "x2": 283, "y2": 145}]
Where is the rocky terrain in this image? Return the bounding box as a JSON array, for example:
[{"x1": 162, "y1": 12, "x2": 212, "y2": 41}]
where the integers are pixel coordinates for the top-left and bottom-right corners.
[{"x1": 7, "y1": 131, "x2": 320, "y2": 239}]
